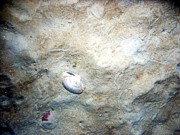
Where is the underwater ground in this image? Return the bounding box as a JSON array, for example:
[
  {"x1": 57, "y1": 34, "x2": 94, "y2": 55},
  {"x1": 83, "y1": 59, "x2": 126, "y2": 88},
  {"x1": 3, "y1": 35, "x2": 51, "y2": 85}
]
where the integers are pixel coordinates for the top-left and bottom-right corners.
[{"x1": 0, "y1": 0, "x2": 179, "y2": 134}]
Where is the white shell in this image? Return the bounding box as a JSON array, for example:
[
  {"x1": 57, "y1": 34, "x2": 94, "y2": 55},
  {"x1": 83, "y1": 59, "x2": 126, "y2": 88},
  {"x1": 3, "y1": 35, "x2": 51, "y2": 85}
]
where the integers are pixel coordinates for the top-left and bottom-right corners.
[{"x1": 62, "y1": 71, "x2": 84, "y2": 94}]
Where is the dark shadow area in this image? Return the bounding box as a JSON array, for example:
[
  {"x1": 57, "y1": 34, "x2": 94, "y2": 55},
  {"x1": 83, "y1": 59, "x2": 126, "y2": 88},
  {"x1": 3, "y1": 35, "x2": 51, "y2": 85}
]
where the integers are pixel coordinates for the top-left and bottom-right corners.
[
  {"x1": 0, "y1": 72, "x2": 16, "y2": 135},
  {"x1": 0, "y1": 122, "x2": 15, "y2": 135},
  {"x1": 0, "y1": 0, "x2": 11, "y2": 9},
  {"x1": 168, "y1": 0, "x2": 180, "y2": 7}
]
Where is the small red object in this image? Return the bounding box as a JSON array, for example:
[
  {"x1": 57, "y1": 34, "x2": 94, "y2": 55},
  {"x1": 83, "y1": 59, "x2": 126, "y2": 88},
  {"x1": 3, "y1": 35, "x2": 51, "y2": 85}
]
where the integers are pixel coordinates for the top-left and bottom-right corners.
[{"x1": 42, "y1": 111, "x2": 50, "y2": 121}]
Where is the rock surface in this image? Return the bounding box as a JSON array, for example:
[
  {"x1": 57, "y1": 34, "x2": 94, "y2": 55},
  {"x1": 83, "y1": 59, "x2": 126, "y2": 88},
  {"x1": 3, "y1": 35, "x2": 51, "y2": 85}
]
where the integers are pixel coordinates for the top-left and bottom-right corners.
[{"x1": 0, "y1": 0, "x2": 179, "y2": 134}]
